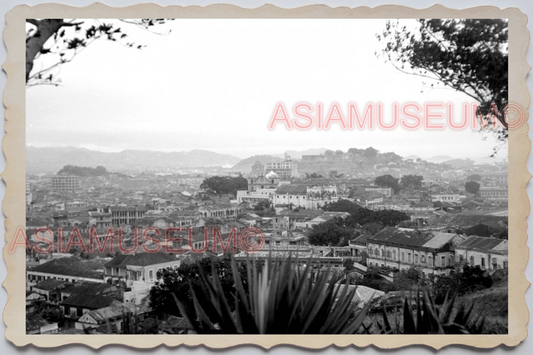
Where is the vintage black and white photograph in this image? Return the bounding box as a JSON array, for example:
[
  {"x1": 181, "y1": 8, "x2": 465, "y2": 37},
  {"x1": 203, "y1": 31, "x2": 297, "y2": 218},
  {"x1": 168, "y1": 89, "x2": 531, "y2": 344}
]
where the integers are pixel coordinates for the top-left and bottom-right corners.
[{"x1": 23, "y1": 16, "x2": 510, "y2": 337}]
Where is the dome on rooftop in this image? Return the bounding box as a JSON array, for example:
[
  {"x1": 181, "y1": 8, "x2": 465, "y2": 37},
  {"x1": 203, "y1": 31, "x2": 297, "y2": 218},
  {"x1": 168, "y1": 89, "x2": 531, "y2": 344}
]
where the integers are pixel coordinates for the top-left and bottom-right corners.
[{"x1": 266, "y1": 170, "x2": 279, "y2": 179}]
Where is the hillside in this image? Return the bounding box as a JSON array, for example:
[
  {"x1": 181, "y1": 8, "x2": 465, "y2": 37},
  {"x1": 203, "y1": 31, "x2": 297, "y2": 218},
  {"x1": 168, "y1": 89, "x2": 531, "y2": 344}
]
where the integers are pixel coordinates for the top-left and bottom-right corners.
[
  {"x1": 442, "y1": 158, "x2": 476, "y2": 168},
  {"x1": 26, "y1": 146, "x2": 241, "y2": 173},
  {"x1": 231, "y1": 155, "x2": 284, "y2": 173},
  {"x1": 426, "y1": 155, "x2": 453, "y2": 164},
  {"x1": 271, "y1": 148, "x2": 329, "y2": 160}
]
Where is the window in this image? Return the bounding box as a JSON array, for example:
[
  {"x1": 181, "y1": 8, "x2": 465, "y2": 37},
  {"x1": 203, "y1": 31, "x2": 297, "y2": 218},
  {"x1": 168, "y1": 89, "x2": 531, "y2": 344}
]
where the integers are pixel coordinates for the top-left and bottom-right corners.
[
  {"x1": 387, "y1": 251, "x2": 391, "y2": 260},
  {"x1": 414, "y1": 254, "x2": 418, "y2": 264},
  {"x1": 481, "y1": 257, "x2": 485, "y2": 269},
  {"x1": 441, "y1": 256, "x2": 446, "y2": 267},
  {"x1": 149, "y1": 270, "x2": 154, "y2": 282},
  {"x1": 421, "y1": 255, "x2": 425, "y2": 263},
  {"x1": 408, "y1": 253, "x2": 411, "y2": 263},
  {"x1": 393, "y1": 250, "x2": 396, "y2": 260},
  {"x1": 470, "y1": 256, "x2": 475, "y2": 265},
  {"x1": 401, "y1": 252, "x2": 405, "y2": 262}
]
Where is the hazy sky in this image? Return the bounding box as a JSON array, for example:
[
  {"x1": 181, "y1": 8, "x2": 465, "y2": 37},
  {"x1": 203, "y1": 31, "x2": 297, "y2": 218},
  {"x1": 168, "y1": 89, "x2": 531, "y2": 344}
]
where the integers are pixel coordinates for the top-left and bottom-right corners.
[{"x1": 26, "y1": 19, "x2": 507, "y2": 160}]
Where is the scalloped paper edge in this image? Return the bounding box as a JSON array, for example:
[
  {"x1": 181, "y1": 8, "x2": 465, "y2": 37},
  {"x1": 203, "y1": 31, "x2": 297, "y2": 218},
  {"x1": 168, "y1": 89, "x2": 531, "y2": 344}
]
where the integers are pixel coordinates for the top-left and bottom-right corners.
[{"x1": 2, "y1": 2, "x2": 530, "y2": 350}]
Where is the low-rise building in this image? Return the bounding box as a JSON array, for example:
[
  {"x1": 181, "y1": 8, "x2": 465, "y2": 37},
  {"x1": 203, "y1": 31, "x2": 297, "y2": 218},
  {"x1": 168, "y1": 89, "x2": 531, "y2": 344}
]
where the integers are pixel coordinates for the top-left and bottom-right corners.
[
  {"x1": 104, "y1": 252, "x2": 181, "y2": 287},
  {"x1": 60, "y1": 293, "x2": 120, "y2": 321},
  {"x1": 455, "y1": 236, "x2": 508, "y2": 270},
  {"x1": 366, "y1": 227, "x2": 465, "y2": 276},
  {"x1": 26, "y1": 257, "x2": 105, "y2": 291}
]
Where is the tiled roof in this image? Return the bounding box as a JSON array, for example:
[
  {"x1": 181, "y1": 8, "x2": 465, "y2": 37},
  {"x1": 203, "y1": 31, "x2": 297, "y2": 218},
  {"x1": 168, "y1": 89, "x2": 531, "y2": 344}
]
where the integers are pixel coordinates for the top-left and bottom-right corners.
[
  {"x1": 428, "y1": 214, "x2": 507, "y2": 228},
  {"x1": 369, "y1": 227, "x2": 459, "y2": 251},
  {"x1": 104, "y1": 252, "x2": 178, "y2": 268},
  {"x1": 29, "y1": 257, "x2": 104, "y2": 280},
  {"x1": 421, "y1": 232, "x2": 463, "y2": 249},
  {"x1": 352, "y1": 234, "x2": 370, "y2": 244},
  {"x1": 60, "y1": 293, "x2": 116, "y2": 309},
  {"x1": 61, "y1": 282, "x2": 115, "y2": 296},
  {"x1": 32, "y1": 278, "x2": 66, "y2": 291},
  {"x1": 81, "y1": 302, "x2": 130, "y2": 323},
  {"x1": 457, "y1": 236, "x2": 508, "y2": 253},
  {"x1": 26, "y1": 218, "x2": 51, "y2": 227},
  {"x1": 282, "y1": 209, "x2": 324, "y2": 218},
  {"x1": 334, "y1": 284, "x2": 385, "y2": 308},
  {"x1": 161, "y1": 315, "x2": 190, "y2": 331},
  {"x1": 275, "y1": 184, "x2": 308, "y2": 195}
]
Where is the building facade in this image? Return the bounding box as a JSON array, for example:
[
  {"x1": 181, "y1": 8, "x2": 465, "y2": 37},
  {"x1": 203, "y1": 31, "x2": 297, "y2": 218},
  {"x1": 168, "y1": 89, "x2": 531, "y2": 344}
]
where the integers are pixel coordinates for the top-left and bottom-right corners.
[
  {"x1": 454, "y1": 236, "x2": 508, "y2": 270},
  {"x1": 366, "y1": 227, "x2": 465, "y2": 277},
  {"x1": 266, "y1": 158, "x2": 299, "y2": 179},
  {"x1": 51, "y1": 174, "x2": 80, "y2": 192}
]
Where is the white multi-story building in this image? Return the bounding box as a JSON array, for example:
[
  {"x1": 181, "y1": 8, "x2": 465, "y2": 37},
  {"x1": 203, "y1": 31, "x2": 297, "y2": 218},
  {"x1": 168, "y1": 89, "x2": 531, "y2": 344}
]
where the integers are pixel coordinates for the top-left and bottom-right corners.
[
  {"x1": 272, "y1": 184, "x2": 338, "y2": 209},
  {"x1": 431, "y1": 194, "x2": 466, "y2": 203},
  {"x1": 266, "y1": 158, "x2": 299, "y2": 179},
  {"x1": 51, "y1": 174, "x2": 80, "y2": 192}
]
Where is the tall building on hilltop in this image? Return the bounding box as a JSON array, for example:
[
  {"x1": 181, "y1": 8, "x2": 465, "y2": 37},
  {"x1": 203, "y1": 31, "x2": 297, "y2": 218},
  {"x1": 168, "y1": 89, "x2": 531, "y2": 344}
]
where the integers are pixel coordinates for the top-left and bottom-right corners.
[
  {"x1": 250, "y1": 161, "x2": 265, "y2": 178},
  {"x1": 266, "y1": 155, "x2": 298, "y2": 179},
  {"x1": 51, "y1": 174, "x2": 80, "y2": 192}
]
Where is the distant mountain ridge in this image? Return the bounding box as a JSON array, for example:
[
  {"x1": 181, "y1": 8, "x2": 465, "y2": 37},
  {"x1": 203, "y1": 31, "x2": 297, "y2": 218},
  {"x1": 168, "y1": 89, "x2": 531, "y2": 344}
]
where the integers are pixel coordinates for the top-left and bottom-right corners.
[
  {"x1": 26, "y1": 146, "x2": 241, "y2": 173},
  {"x1": 426, "y1": 155, "x2": 454, "y2": 163},
  {"x1": 441, "y1": 158, "x2": 476, "y2": 168},
  {"x1": 271, "y1": 148, "x2": 329, "y2": 160}
]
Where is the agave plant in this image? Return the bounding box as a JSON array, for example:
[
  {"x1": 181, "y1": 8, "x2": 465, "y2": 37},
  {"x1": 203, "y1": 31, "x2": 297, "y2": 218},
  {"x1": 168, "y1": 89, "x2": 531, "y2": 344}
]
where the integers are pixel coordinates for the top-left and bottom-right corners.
[
  {"x1": 173, "y1": 255, "x2": 374, "y2": 334},
  {"x1": 373, "y1": 289, "x2": 485, "y2": 334}
]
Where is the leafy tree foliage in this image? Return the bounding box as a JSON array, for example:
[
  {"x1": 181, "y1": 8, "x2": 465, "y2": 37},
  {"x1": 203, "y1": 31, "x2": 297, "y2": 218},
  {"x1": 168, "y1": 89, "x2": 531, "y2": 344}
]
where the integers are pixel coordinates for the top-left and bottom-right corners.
[
  {"x1": 363, "y1": 147, "x2": 379, "y2": 159},
  {"x1": 307, "y1": 218, "x2": 353, "y2": 246},
  {"x1": 57, "y1": 164, "x2": 108, "y2": 177},
  {"x1": 200, "y1": 176, "x2": 248, "y2": 196},
  {"x1": 306, "y1": 172, "x2": 324, "y2": 178},
  {"x1": 362, "y1": 222, "x2": 384, "y2": 235},
  {"x1": 253, "y1": 199, "x2": 271, "y2": 211},
  {"x1": 26, "y1": 19, "x2": 171, "y2": 86},
  {"x1": 369, "y1": 210, "x2": 410, "y2": 227},
  {"x1": 400, "y1": 174, "x2": 424, "y2": 189},
  {"x1": 149, "y1": 255, "x2": 248, "y2": 317},
  {"x1": 323, "y1": 199, "x2": 362, "y2": 214},
  {"x1": 374, "y1": 174, "x2": 401, "y2": 193},
  {"x1": 358, "y1": 267, "x2": 396, "y2": 292},
  {"x1": 465, "y1": 181, "x2": 481, "y2": 194},
  {"x1": 464, "y1": 223, "x2": 507, "y2": 239},
  {"x1": 377, "y1": 19, "x2": 508, "y2": 154},
  {"x1": 321, "y1": 200, "x2": 409, "y2": 231},
  {"x1": 380, "y1": 152, "x2": 403, "y2": 163},
  {"x1": 432, "y1": 265, "x2": 493, "y2": 303},
  {"x1": 348, "y1": 148, "x2": 364, "y2": 155}
]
